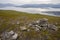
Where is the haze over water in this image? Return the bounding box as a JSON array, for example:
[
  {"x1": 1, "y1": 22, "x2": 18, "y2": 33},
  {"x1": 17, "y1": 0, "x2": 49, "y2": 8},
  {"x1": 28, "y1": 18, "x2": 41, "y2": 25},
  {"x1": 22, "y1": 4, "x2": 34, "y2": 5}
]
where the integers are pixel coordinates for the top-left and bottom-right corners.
[{"x1": 0, "y1": 7, "x2": 60, "y2": 17}]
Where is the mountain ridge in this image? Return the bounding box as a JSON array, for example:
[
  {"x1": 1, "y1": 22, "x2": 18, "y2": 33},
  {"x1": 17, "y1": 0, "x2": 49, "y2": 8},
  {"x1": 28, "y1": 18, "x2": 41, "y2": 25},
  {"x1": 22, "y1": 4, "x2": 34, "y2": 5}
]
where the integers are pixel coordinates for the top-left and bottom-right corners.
[{"x1": 0, "y1": 3, "x2": 60, "y2": 8}]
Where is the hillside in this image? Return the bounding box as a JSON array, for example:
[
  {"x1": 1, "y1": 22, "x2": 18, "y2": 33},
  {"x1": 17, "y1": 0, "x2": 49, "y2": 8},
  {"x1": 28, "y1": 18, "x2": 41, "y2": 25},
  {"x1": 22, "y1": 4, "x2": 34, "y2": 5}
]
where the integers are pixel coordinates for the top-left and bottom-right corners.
[{"x1": 0, "y1": 10, "x2": 60, "y2": 40}]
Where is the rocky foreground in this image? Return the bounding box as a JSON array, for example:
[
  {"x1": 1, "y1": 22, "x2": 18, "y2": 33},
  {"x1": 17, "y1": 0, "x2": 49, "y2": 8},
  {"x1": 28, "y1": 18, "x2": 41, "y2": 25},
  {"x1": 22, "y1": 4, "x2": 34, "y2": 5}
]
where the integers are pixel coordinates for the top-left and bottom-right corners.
[{"x1": 0, "y1": 18, "x2": 59, "y2": 40}]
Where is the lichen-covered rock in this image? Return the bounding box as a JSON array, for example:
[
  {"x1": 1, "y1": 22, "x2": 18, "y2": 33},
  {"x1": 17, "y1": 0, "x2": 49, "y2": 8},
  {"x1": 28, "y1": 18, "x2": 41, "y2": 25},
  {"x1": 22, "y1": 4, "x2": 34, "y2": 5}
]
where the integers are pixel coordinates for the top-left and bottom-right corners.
[
  {"x1": 48, "y1": 24, "x2": 58, "y2": 31},
  {"x1": 1, "y1": 31, "x2": 18, "y2": 40}
]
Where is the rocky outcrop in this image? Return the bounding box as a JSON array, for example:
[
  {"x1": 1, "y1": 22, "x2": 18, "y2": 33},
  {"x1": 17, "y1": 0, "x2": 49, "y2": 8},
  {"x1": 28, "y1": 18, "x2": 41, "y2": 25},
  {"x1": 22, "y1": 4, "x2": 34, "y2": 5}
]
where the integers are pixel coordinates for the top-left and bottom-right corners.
[
  {"x1": 0, "y1": 18, "x2": 58, "y2": 40},
  {"x1": 28, "y1": 18, "x2": 58, "y2": 32}
]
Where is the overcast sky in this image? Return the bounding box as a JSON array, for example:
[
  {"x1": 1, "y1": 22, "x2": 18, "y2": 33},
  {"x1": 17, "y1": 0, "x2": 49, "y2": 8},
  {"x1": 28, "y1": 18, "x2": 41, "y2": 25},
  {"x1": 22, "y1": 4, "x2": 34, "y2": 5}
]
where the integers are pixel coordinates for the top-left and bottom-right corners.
[{"x1": 0, "y1": 0, "x2": 60, "y2": 4}]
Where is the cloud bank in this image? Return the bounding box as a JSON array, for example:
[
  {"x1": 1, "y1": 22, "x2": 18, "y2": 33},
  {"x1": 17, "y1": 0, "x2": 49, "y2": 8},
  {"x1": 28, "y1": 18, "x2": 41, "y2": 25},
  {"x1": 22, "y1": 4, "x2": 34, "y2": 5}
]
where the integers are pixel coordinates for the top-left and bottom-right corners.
[{"x1": 0, "y1": 0, "x2": 60, "y2": 4}]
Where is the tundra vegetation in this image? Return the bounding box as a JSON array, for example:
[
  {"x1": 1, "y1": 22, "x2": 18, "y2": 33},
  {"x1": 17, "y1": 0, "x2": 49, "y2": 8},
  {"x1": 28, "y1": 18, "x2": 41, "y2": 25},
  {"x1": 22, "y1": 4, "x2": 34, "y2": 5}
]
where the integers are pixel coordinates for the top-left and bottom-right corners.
[{"x1": 0, "y1": 10, "x2": 60, "y2": 40}]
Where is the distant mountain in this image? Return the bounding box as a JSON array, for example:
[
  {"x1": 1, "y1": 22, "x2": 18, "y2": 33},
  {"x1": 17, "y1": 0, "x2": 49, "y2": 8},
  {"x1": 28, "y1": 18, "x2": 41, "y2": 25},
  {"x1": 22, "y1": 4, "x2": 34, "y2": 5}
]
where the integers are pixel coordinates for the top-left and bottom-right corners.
[
  {"x1": 0, "y1": 3, "x2": 60, "y2": 8},
  {"x1": 16, "y1": 4, "x2": 51, "y2": 8},
  {"x1": 17, "y1": 4, "x2": 60, "y2": 8},
  {"x1": 0, "y1": 3, "x2": 15, "y2": 8}
]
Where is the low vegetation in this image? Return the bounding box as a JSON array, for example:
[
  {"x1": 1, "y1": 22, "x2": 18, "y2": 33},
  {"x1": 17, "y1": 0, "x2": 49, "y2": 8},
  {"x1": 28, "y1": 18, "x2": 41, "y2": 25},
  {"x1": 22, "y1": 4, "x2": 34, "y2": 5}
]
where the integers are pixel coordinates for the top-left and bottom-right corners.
[{"x1": 0, "y1": 10, "x2": 60, "y2": 40}]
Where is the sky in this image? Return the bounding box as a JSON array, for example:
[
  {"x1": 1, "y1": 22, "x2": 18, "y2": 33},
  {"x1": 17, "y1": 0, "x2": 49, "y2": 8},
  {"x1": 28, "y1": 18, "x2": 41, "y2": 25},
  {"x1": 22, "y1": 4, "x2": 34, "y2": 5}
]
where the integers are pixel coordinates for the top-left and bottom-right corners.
[{"x1": 0, "y1": 0, "x2": 60, "y2": 4}]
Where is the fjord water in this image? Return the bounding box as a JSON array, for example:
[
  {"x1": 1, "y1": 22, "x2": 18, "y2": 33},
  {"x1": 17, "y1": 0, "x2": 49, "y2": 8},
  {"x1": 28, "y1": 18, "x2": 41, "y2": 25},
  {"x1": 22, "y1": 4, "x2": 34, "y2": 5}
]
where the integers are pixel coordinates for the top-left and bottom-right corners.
[{"x1": 0, "y1": 7, "x2": 60, "y2": 17}]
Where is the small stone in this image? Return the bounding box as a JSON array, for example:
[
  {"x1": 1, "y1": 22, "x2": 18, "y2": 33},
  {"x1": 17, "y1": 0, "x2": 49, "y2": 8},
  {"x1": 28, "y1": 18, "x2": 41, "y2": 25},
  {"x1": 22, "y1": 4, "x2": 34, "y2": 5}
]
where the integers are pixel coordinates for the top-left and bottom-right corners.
[
  {"x1": 35, "y1": 27, "x2": 40, "y2": 31},
  {"x1": 11, "y1": 33, "x2": 18, "y2": 40},
  {"x1": 9, "y1": 31, "x2": 14, "y2": 35},
  {"x1": 20, "y1": 26, "x2": 27, "y2": 31}
]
